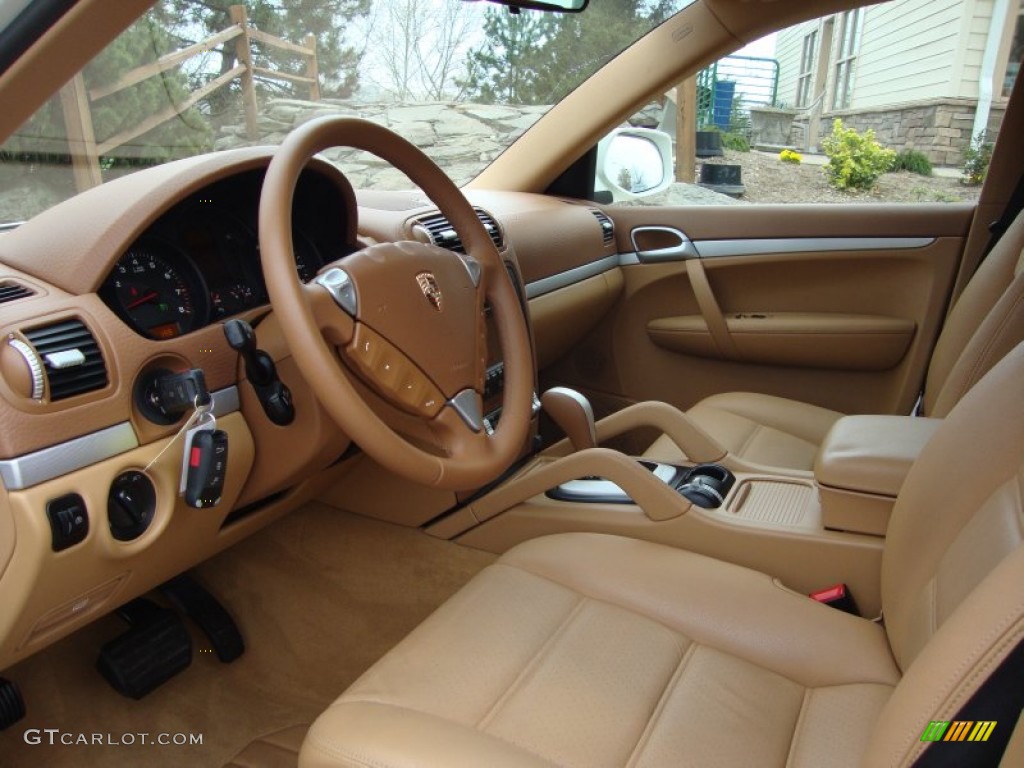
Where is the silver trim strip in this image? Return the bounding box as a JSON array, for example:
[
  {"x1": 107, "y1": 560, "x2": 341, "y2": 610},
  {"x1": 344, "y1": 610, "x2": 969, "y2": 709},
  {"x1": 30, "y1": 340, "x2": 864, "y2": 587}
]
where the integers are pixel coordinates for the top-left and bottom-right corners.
[
  {"x1": 525, "y1": 254, "x2": 619, "y2": 300},
  {"x1": 0, "y1": 423, "x2": 138, "y2": 491},
  {"x1": 0, "y1": 385, "x2": 241, "y2": 491},
  {"x1": 693, "y1": 237, "x2": 935, "y2": 259}
]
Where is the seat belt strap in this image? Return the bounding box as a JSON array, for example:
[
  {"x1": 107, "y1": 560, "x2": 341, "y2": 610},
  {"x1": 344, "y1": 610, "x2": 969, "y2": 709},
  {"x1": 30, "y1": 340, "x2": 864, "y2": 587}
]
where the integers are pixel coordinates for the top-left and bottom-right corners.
[
  {"x1": 980, "y1": 173, "x2": 1024, "y2": 265},
  {"x1": 913, "y1": 634, "x2": 1024, "y2": 767}
]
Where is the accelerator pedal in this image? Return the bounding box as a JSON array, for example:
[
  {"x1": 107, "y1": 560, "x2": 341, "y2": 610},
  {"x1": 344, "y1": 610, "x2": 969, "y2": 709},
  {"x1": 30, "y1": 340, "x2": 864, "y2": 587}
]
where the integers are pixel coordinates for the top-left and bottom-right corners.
[{"x1": 160, "y1": 573, "x2": 244, "y2": 663}]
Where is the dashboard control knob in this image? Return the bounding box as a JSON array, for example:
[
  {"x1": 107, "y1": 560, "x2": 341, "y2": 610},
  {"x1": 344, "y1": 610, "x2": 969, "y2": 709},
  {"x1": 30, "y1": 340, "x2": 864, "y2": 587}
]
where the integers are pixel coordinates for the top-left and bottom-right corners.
[
  {"x1": 2, "y1": 338, "x2": 45, "y2": 400},
  {"x1": 108, "y1": 471, "x2": 156, "y2": 542}
]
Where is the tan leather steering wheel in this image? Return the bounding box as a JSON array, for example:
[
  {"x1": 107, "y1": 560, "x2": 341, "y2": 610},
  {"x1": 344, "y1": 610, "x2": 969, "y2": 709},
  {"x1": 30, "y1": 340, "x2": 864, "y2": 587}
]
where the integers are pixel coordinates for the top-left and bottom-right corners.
[{"x1": 259, "y1": 117, "x2": 533, "y2": 490}]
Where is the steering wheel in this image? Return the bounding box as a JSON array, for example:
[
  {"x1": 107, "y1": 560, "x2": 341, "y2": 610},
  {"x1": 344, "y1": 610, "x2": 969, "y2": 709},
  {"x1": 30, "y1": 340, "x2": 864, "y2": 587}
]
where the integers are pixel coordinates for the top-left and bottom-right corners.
[{"x1": 258, "y1": 117, "x2": 533, "y2": 491}]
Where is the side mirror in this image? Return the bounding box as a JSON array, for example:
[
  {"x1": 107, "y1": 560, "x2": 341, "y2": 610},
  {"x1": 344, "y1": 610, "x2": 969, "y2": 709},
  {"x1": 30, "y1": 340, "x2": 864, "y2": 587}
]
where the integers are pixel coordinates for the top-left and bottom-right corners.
[{"x1": 596, "y1": 127, "x2": 673, "y2": 202}]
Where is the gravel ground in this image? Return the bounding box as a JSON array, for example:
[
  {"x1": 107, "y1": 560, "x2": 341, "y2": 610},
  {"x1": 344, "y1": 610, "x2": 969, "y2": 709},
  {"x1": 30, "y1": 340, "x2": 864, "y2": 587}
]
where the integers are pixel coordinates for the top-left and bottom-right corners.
[
  {"x1": 704, "y1": 149, "x2": 982, "y2": 205},
  {"x1": 628, "y1": 149, "x2": 984, "y2": 207}
]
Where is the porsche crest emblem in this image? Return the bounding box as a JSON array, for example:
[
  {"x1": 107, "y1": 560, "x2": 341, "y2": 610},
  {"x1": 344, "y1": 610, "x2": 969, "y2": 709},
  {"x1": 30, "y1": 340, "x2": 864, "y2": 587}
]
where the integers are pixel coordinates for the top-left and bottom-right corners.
[{"x1": 416, "y1": 271, "x2": 443, "y2": 311}]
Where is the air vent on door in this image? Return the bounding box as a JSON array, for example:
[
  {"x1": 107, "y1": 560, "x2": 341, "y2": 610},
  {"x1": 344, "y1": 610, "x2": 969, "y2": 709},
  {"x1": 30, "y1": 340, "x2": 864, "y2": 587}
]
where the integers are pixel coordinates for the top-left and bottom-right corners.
[
  {"x1": 414, "y1": 208, "x2": 503, "y2": 253},
  {"x1": 23, "y1": 319, "x2": 108, "y2": 401},
  {"x1": 0, "y1": 280, "x2": 34, "y2": 304},
  {"x1": 590, "y1": 210, "x2": 614, "y2": 246}
]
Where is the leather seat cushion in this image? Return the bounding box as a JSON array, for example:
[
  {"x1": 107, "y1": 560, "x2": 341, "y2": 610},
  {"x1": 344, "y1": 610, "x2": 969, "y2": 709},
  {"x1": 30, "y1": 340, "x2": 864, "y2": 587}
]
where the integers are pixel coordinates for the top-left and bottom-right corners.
[
  {"x1": 300, "y1": 533, "x2": 898, "y2": 768},
  {"x1": 644, "y1": 392, "x2": 845, "y2": 470}
]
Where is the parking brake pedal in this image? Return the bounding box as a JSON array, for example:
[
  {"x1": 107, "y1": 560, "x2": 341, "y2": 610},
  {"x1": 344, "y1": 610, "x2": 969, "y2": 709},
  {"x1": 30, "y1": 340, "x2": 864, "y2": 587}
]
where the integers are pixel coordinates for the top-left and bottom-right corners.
[
  {"x1": 0, "y1": 677, "x2": 26, "y2": 730},
  {"x1": 97, "y1": 598, "x2": 192, "y2": 699},
  {"x1": 160, "y1": 573, "x2": 244, "y2": 663}
]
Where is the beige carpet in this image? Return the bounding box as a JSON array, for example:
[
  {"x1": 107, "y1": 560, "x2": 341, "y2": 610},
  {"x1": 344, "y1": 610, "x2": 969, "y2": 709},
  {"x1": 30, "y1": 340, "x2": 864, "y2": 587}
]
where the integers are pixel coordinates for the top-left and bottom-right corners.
[{"x1": 0, "y1": 503, "x2": 494, "y2": 767}]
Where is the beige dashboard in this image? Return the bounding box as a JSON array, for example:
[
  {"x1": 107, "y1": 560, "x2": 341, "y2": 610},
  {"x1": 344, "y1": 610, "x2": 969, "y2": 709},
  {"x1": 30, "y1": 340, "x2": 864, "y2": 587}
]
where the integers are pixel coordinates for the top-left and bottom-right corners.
[{"x1": 0, "y1": 147, "x2": 618, "y2": 671}]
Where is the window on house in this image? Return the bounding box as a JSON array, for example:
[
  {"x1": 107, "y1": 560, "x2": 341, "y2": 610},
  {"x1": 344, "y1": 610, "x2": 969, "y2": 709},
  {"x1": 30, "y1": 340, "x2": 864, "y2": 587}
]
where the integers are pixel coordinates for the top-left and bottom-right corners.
[
  {"x1": 796, "y1": 30, "x2": 817, "y2": 107},
  {"x1": 833, "y1": 9, "x2": 862, "y2": 109}
]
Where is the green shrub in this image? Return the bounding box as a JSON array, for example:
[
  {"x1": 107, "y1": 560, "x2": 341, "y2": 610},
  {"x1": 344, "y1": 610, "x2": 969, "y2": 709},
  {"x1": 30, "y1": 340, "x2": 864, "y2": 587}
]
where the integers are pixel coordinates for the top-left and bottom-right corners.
[
  {"x1": 720, "y1": 131, "x2": 750, "y2": 152},
  {"x1": 821, "y1": 119, "x2": 896, "y2": 191},
  {"x1": 961, "y1": 133, "x2": 993, "y2": 186},
  {"x1": 891, "y1": 149, "x2": 932, "y2": 176}
]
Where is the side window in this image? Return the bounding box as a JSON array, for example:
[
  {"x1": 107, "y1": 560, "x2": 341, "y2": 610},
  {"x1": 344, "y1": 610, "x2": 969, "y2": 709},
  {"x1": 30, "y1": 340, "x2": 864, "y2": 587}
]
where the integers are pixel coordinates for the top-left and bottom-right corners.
[
  {"x1": 606, "y1": 1, "x2": 1015, "y2": 207},
  {"x1": 831, "y1": 10, "x2": 862, "y2": 110},
  {"x1": 795, "y1": 30, "x2": 817, "y2": 108}
]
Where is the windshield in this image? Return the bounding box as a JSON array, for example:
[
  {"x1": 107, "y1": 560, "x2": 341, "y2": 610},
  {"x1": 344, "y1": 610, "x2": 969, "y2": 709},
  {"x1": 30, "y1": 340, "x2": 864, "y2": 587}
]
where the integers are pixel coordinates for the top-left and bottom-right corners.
[{"x1": 0, "y1": 0, "x2": 686, "y2": 224}]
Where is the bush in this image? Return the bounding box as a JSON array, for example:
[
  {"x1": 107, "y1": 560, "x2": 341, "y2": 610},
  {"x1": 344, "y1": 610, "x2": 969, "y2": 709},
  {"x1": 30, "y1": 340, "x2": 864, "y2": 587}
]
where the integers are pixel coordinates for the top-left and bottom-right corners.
[
  {"x1": 961, "y1": 133, "x2": 993, "y2": 186},
  {"x1": 891, "y1": 149, "x2": 932, "y2": 176},
  {"x1": 779, "y1": 149, "x2": 801, "y2": 164},
  {"x1": 821, "y1": 119, "x2": 896, "y2": 191},
  {"x1": 720, "y1": 131, "x2": 750, "y2": 152}
]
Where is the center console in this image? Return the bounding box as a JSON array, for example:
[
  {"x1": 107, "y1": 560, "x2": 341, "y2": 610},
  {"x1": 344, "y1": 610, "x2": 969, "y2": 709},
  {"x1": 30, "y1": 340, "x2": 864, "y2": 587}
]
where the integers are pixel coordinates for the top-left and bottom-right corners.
[
  {"x1": 814, "y1": 414, "x2": 942, "y2": 536},
  {"x1": 547, "y1": 460, "x2": 736, "y2": 509},
  {"x1": 426, "y1": 391, "x2": 943, "y2": 619}
]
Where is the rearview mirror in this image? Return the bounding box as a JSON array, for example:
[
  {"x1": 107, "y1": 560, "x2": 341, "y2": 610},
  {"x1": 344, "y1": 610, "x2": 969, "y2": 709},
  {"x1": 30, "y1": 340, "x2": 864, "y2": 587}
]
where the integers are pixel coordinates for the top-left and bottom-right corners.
[
  {"x1": 596, "y1": 127, "x2": 674, "y2": 202},
  {"x1": 480, "y1": 0, "x2": 589, "y2": 12}
]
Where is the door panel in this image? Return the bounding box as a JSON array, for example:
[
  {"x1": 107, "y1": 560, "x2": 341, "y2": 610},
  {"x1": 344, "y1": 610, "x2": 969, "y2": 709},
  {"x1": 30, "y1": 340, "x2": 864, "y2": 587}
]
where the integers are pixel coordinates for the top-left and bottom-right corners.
[{"x1": 542, "y1": 204, "x2": 973, "y2": 419}]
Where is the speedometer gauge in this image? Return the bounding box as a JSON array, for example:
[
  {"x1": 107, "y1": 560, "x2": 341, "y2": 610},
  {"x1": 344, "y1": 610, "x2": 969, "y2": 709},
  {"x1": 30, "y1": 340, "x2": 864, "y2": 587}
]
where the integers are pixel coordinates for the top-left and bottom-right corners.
[{"x1": 107, "y1": 246, "x2": 207, "y2": 339}]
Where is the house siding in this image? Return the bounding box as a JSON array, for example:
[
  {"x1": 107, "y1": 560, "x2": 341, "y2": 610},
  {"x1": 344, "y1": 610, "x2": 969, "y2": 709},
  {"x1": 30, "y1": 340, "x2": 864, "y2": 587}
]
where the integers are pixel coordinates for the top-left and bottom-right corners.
[
  {"x1": 775, "y1": 21, "x2": 817, "y2": 107},
  {"x1": 851, "y1": 0, "x2": 963, "y2": 108},
  {"x1": 957, "y1": 0, "x2": 997, "y2": 98}
]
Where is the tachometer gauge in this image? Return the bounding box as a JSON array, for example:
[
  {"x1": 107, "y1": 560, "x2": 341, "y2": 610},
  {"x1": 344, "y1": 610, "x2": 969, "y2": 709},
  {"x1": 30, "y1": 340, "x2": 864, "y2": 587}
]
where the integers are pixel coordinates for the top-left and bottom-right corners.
[{"x1": 106, "y1": 245, "x2": 207, "y2": 339}]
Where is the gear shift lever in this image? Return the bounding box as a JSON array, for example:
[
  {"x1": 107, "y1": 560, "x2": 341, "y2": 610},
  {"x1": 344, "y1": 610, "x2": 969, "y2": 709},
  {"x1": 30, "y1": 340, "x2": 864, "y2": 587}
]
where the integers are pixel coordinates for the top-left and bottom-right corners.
[{"x1": 542, "y1": 387, "x2": 597, "y2": 451}]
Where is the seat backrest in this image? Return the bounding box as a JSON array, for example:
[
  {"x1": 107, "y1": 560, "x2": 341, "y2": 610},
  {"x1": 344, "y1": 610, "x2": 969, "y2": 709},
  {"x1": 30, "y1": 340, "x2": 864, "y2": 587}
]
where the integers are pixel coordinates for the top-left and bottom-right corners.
[
  {"x1": 924, "y1": 210, "x2": 1024, "y2": 417},
  {"x1": 866, "y1": 341, "x2": 1024, "y2": 764}
]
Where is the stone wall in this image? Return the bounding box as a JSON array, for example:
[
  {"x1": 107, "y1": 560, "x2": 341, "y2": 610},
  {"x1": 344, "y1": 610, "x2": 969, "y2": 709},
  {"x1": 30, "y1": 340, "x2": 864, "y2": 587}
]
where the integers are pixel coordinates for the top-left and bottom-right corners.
[
  {"x1": 215, "y1": 98, "x2": 549, "y2": 188},
  {"x1": 790, "y1": 98, "x2": 1006, "y2": 165}
]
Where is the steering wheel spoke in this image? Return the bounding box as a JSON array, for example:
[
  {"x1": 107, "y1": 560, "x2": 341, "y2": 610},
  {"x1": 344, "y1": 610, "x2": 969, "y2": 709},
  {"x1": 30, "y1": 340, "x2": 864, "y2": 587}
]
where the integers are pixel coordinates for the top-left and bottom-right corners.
[{"x1": 302, "y1": 279, "x2": 354, "y2": 347}]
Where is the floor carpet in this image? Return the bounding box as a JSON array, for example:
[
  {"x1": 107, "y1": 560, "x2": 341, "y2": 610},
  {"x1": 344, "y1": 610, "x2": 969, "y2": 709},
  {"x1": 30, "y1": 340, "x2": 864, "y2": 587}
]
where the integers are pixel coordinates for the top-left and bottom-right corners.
[{"x1": 0, "y1": 502, "x2": 494, "y2": 767}]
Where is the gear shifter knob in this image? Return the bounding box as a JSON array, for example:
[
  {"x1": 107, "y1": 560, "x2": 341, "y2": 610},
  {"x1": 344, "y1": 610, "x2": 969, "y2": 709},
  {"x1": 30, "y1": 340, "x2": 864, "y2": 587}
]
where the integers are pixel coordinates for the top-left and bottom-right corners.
[{"x1": 542, "y1": 387, "x2": 597, "y2": 452}]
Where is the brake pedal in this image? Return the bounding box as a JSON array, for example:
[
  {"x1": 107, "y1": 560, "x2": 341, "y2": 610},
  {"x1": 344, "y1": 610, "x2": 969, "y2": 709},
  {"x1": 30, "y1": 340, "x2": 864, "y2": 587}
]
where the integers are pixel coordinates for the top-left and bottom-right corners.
[
  {"x1": 160, "y1": 573, "x2": 244, "y2": 663},
  {"x1": 97, "y1": 598, "x2": 192, "y2": 699},
  {"x1": 0, "y1": 677, "x2": 26, "y2": 730}
]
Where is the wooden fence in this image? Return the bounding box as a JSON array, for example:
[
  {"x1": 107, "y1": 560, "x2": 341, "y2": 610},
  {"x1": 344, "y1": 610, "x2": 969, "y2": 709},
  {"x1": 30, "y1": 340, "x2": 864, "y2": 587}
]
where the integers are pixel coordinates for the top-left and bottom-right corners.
[{"x1": 59, "y1": 4, "x2": 319, "y2": 192}]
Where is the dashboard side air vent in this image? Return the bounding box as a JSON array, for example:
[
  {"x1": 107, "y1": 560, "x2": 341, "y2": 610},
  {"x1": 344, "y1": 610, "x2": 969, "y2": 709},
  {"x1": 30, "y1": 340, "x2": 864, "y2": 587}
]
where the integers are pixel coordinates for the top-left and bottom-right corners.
[
  {"x1": 414, "y1": 208, "x2": 503, "y2": 253},
  {"x1": 23, "y1": 319, "x2": 108, "y2": 401},
  {"x1": 589, "y1": 209, "x2": 614, "y2": 246},
  {"x1": 0, "y1": 280, "x2": 35, "y2": 304}
]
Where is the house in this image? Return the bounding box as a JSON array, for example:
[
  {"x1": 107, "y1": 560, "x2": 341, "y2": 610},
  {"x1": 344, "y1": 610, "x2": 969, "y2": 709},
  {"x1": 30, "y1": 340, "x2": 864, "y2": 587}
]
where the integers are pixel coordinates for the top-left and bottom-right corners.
[{"x1": 773, "y1": 0, "x2": 1022, "y2": 164}]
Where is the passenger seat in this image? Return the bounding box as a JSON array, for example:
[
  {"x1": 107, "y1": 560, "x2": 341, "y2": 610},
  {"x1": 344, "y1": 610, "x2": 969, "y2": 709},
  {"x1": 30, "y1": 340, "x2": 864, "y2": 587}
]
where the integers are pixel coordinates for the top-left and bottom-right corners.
[{"x1": 644, "y1": 210, "x2": 1024, "y2": 470}]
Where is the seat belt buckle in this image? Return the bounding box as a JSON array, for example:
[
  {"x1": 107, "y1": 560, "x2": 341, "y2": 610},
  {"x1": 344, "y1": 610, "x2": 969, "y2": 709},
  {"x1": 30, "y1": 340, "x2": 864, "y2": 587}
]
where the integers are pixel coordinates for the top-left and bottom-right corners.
[{"x1": 809, "y1": 583, "x2": 859, "y2": 615}]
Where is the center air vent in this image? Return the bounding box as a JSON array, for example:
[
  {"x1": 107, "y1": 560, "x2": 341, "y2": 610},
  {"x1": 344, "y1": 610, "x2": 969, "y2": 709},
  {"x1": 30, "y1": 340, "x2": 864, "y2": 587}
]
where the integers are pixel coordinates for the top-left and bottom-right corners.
[
  {"x1": 22, "y1": 320, "x2": 108, "y2": 401},
  {"x1": 0, "y1": 280, "x2": 35, "y2": 304},
  {"x1": 590, "y1": 209, "x2": 615, "y2": 246},
  {"x1": 414, "y1": 208, "x2": 503, "y2": 253}
]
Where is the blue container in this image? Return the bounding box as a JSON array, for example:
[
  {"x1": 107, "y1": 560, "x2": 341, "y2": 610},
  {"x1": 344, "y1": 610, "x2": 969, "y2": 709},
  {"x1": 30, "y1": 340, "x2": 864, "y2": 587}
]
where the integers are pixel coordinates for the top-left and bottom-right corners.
[{"x1": 713, "y1": 80, "x2": 735, "y2": 129}]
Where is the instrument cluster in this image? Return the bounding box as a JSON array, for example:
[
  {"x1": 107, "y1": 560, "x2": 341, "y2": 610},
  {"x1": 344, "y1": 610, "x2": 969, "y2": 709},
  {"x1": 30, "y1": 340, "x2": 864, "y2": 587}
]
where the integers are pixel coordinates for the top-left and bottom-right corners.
[{"x1": 100, "y1": 168, "x2": 350, "y2": 340}]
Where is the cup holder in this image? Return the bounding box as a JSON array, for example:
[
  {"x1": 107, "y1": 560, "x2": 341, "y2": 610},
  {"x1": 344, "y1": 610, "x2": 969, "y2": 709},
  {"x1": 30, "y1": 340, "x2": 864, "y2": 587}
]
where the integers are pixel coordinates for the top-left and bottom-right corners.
[{"x1": 677, "y1": 464, "x2": 735, "y2": 509}]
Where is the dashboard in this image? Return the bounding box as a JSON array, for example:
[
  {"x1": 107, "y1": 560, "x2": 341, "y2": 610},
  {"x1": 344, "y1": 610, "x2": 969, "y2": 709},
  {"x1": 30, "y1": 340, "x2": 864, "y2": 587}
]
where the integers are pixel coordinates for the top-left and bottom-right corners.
[
  {"x1": 0, "y1": 147, "x2": 616, "y2": 673},
  {"x1": 99, "y1": 169, "x2": 354, "y2": 340}
]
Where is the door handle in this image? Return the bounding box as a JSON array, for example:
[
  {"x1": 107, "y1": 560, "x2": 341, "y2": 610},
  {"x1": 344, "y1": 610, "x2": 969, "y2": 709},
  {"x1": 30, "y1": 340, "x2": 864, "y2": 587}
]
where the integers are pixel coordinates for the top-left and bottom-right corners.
[{"x1": 630, "y1": 226, "x2": 700, "y2": 262}]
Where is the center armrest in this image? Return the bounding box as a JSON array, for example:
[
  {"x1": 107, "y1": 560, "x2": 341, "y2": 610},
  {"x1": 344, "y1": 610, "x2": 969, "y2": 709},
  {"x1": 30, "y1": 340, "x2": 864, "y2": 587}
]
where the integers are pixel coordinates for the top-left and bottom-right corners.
[{"x1": 814, "y1": 415, "x2": 942, "y2": 535}]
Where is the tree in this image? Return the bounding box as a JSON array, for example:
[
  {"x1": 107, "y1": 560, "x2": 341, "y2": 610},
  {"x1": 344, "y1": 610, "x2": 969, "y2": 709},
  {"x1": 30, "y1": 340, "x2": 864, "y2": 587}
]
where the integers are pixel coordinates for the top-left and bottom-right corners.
[
  {"x1": 460, "y1": 10, "x2": 559, "y2": 104},
  {"x1": 361, "y1": 0, "x2": 477, "y2": 101},
  {"x1": 462, "y1": 0, "x2": 681, "y2": 105}
]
